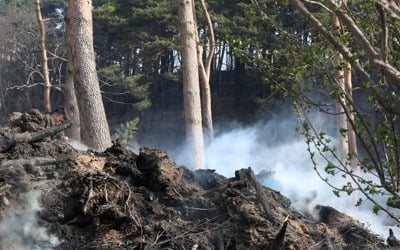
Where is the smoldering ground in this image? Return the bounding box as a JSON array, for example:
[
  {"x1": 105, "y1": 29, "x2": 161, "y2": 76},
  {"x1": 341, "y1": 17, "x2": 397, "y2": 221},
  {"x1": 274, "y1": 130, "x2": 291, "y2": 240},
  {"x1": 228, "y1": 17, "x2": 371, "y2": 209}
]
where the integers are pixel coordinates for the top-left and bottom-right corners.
[
  {"x1": 160, "y1": 111, "x2": 400, "y2": 240},
  {"x1": 0, "y1": 189, "x2": 61, "y2": 250}
]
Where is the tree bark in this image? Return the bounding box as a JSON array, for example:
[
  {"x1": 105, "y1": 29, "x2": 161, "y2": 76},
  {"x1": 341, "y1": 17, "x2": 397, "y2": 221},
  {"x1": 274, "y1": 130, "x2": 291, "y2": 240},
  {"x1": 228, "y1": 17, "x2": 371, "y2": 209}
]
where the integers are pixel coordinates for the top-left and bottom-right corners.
[
  {"x1": 177, "y1": 0, "x2": 206, "y2": 169},
  {"x1": 344, "y1": 62, "x2": 359, "y2": 170},
  {"x1": 63, "y1": 26, "x2": 81, "y2": 141},
  {"x1": 196, "y1": 0, "x2": 215, "y2": 142},
  {"x1": 332, "y1": 5, "x2": 358, "y2": 170},
  {"x1": 66, "y1": 0, "x2": 111, "y2": 151},
  {"x1": 35, "y1": 0, "x2": 51, "y2": 113}
]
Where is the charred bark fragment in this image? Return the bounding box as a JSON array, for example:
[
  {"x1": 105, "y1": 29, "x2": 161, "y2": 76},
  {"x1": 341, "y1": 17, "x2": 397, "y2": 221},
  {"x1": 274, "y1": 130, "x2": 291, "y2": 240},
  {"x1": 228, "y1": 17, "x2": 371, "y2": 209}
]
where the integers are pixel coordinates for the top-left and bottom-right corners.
[
  {"x1": 269, "y1": 216, "x2": 289, "y2": 250},
  {"x1": 235, "y1": 167, "x2": 276, "y2": 224},
  {"x1": 0, "y1": 121, "x2": 71, "y2": 152},
  {"x1": 387, "y1": 228, "x2": 400, "y2": 247}
]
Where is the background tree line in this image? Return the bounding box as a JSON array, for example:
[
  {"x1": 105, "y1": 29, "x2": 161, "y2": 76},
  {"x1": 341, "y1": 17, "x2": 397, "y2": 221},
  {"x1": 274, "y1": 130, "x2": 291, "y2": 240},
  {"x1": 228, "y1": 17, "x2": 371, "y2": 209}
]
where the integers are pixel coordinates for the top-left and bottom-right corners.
[{"x1": 0, "y1": 0, "x2": 292, "y2": 127}]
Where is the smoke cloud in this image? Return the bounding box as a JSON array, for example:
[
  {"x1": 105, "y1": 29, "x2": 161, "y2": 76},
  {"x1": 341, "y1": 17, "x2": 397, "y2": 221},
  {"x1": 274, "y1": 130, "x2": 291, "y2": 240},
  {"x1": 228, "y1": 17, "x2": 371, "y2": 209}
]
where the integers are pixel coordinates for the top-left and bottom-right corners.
[
  {"x1": 0, "y1": 190, "x2": 61, "y2": 250},
  {"x1": 168, "y1": 113, "x2": 399, "y2": 240}
]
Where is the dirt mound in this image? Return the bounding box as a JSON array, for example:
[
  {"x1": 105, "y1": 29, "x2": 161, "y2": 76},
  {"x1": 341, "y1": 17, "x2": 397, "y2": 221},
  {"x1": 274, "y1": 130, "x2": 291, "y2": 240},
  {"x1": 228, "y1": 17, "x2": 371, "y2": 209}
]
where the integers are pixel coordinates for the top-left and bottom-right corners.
[{"x1": 0, "y1": 110, "x2": 389, "y2": 249}]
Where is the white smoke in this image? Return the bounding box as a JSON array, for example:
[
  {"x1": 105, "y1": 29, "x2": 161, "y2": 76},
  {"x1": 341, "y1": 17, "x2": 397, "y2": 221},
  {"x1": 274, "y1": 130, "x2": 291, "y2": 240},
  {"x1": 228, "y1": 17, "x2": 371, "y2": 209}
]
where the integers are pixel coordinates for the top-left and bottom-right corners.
[
  {"x1": 169, "y1": 113, "x2": 399, "y2": 240},
  {"x1": 68, "y1": 139, "x2": 89, "y2": 151},
  {"x1": 0, "y1": 190, "x2": 61, "y2": 250}
]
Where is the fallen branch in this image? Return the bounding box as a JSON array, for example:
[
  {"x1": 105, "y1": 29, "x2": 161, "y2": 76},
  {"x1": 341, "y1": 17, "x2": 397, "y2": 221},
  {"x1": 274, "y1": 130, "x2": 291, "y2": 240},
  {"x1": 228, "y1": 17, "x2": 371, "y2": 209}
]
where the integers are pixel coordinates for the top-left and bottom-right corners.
[{"x1": 0, "y1": 121, "x2": 71, "y2": 152}]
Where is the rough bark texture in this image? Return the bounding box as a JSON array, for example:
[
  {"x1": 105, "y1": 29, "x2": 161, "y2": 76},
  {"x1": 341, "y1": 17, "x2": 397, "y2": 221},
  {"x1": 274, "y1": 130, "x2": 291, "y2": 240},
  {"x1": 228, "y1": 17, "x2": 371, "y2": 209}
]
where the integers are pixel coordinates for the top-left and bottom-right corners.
[
  {"x1": 177, "y1": 0, "x2": 206, "y2": 169},
  {"x1": 64, "y1": 17, "x2": 81, "y2": 141},
  {"x1": 66, "y1": 0, "x2": 111, "y2": 151},
  {"x1": 35, "y1": 0, "x2": 51, "y2": 113}
]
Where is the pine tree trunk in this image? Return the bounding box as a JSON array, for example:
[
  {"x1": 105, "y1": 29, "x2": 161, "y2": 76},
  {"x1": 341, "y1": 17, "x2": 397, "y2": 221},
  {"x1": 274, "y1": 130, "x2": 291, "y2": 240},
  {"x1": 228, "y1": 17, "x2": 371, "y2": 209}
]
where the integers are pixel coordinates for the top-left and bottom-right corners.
[
  {"x1": 63, "y1": 26, "x2": 81, "y2": 141},
  {"x1": 66, "y1": 0, "x2": 111, "y2": 151},
  {"x1": 177, "y1": 0, "x2": 206, "y2": 169}
]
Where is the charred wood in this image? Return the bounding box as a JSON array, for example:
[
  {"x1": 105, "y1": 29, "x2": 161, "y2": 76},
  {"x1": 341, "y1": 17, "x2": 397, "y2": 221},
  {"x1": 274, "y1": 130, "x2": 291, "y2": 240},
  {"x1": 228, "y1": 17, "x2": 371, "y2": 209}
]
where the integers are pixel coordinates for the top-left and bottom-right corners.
[
  {"x1": 0, "y1": 121, "x2": 71, "y2": 152},
  {"x1": 235, "y1": 167, "x2": 276, "y2": 224},
  {"x1": 269, "y1": 216, "x2": 289, "y2": 250},
  {"x1": 387, "y1": 228, "x2": 400, "y2": 247}
]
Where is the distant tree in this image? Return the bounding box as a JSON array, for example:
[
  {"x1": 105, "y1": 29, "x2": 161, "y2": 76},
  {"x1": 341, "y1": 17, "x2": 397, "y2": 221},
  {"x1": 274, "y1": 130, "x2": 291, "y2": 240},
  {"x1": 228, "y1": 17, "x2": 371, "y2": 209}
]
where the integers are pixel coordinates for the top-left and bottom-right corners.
[
  {"x1": 177, "y1": 0, "x2": 206, "y2": 169},
  {"x1": 0, "y1": 0, "x2": 68, "y2": 121},
  {"x1": 66, "y1": 0, "x2": 111, "y2": 151},
  {"x1": 0, "y1": 1, "x2": 41, "y2": 119},
  {"x1": 331, "y1": 0, "x2": 358, "y2": 171},
  {"x1": 35, "y1": 0, "x2": 51, "y2": 113}
]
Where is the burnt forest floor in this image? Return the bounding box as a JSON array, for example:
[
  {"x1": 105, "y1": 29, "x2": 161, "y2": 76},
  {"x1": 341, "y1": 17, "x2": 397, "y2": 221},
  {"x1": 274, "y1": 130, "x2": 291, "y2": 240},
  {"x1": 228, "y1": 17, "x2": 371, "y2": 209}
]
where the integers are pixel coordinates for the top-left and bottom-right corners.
[{"x1": 0, "y1": 110, "x2": 392, "y2": 250}]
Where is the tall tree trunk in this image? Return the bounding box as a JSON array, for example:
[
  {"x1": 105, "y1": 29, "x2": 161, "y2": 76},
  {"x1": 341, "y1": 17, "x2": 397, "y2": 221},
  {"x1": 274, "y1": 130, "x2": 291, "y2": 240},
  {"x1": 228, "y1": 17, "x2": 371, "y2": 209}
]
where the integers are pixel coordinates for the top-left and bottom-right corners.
[
  {"x1": 333, "y1": 1, "x2": 358, "y2": 171},
  {"x1": 63, "y1": 22, "x2": 81, "y2": 141},
  {"x1": 195, "y1": 0, "x2": 215, "y2": 142},
  {"x1": 177, "y1": 0, "x2": 206, "y2": 169},
  {"x1": 344, "y1": 62, "x2": 359, "y2": 170},
  {"x1": 333, "y1": 11, "x2": 349, "y2": 163},
  {"x1": 35, "y1": 0, "x2": 51, "y2": 113},
  {"x1": 66, "y1": 0, "x2": 111, "y2": 151}
]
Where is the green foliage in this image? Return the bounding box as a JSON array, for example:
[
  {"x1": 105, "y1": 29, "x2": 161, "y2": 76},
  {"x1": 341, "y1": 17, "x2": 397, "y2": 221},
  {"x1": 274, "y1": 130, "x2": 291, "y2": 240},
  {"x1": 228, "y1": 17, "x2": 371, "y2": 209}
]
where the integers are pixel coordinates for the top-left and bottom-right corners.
[
  {"x1": 373, "y1": 204, "x2": 382, "y2": 215},
  {"x1": 116, "y1": 118, "x2": 140, "y2": 145},
  {"x1": 99, "y1": 65, "x2": 151, "y2": 111},
  {"x1": 325, "y1": 162, "x2": 336, "y2": 176}
]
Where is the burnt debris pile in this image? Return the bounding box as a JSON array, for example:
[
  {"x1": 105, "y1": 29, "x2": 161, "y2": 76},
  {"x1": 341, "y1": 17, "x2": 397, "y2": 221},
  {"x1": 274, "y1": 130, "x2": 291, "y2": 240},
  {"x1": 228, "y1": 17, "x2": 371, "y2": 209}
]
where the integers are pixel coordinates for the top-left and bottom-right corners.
[{"x1": 0, "y1": 110, "x2": 390, "y2": 249}]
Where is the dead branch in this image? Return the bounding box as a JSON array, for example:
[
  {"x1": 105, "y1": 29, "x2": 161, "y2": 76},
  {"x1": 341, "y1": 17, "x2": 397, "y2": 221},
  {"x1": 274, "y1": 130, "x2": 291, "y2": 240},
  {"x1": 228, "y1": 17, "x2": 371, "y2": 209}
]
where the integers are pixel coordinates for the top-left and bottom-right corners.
[
  {"x1": 47, "y1": 50, "x2": 67, "y2": 62},
  {"x1": 0, "y1": 121, "x2": 72, "y2": 152}
]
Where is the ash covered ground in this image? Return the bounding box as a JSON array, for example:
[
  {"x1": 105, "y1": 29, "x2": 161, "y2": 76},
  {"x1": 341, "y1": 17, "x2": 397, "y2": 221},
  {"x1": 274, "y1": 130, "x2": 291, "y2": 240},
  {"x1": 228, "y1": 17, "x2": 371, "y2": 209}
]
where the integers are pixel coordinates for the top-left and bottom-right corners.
[{"x1": 0, "y1": 110, "x2": 392, "y2": 249}]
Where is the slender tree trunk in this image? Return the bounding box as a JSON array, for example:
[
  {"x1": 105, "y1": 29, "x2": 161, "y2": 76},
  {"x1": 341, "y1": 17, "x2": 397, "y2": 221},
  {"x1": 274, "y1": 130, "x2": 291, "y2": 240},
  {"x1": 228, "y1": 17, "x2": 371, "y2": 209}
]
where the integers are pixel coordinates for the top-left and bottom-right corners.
[
  {"x1": 66, "y1": 0, "x2": 111, "y2": 151},
  {"x1": 334, "y1": 56, "x2": 349, "y2": 161},
  {"x1": 333, "y1": 10, "x2": 348, "y2": 162},
  {"x1": 177, "y1": 0, "x2": 206, "y2": 169},
  {"x1": 344, "y1": 62, "x2": 359, "y2": 170},
  {"x1": 333, "y1": 1, "x2": 358, "y2": 170},
  {"x1": 35, "y1": 0, "x2": 51, "y2": 113},
  {"x1": 194, "y1": 0, "x2": 215, "y2": 142}
]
